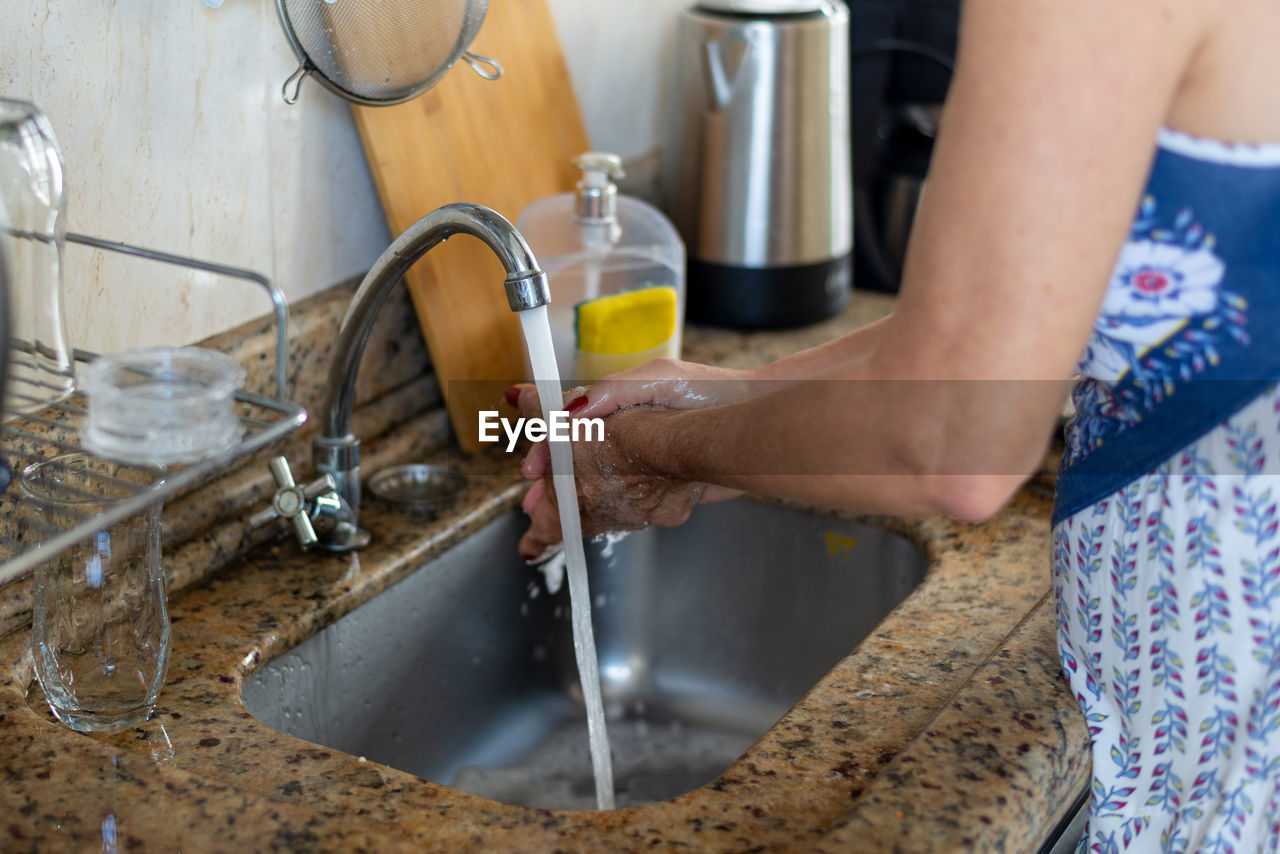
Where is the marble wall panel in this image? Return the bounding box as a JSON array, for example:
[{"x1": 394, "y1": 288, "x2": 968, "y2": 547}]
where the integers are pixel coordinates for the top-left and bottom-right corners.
[{"x1": 2, "y1": 0, "x2": 685, "y2": 352}]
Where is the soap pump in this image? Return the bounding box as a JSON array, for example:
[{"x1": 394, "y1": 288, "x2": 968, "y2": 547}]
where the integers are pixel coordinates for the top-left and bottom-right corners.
[{"x1": 517, "y1": 153, "x2": 685, "y2": 385}]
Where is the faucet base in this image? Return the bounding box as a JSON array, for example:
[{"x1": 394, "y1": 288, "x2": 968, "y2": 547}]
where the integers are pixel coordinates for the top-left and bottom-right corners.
[{"x1": 314, "y1": 524, "x2": 372, "y2": 552}]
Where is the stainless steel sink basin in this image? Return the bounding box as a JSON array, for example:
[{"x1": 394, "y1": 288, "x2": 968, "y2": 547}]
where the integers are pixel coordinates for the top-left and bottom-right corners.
[{"x1": 241, "y1": 498, "x2": 927, "y2": 810}]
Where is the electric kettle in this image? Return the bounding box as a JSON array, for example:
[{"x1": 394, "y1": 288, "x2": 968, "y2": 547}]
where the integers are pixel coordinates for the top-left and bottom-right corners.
[{"x1": 663, "y1": 0, "x2": 852, "y2": 328}]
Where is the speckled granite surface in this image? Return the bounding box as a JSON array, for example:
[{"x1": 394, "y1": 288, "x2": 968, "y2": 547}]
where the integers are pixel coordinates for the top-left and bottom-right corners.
[{"x1": 0, "y1": 288, "x2": 1090, "y2": 851}]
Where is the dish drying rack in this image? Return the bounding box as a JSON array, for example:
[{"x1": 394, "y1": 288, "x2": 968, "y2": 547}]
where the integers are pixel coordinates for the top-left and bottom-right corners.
[{"x1": 0, "y1": 234, "x2": 308, "y2": 588}]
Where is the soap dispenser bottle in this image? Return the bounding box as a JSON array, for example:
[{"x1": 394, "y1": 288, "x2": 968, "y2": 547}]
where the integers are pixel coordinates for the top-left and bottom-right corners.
[{"x1": 516, "y1": 153, "x2": 685, "y2": 385}]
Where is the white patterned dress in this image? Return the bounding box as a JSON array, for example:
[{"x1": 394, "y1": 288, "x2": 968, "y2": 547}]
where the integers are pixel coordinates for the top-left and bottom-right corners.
[{"x1": 1055, "y1": 130, "x2": 1280, "y2": 853}]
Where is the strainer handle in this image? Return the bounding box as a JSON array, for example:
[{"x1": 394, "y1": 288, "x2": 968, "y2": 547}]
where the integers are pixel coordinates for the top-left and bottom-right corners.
[
  {"x1": 282, "y1": 64, "x2": 312, "y2": 105},
  {"x1": 462, "y1": 52, "x2": 503, "y2": 81}
]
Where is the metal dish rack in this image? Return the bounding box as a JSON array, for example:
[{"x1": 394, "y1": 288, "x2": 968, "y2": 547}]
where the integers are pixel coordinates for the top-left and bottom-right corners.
[{"x1": 0, "y1": 234, "x2": 308, "y2": 588}]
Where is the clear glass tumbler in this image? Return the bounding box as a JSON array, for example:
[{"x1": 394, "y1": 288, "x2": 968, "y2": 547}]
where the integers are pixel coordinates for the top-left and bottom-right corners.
[
  {"x1": 0, "y1": 98, "x2": 74, "y2": 419},
  {"x1": 22, "y1": 453, "x2": 169, "y2": 732}
]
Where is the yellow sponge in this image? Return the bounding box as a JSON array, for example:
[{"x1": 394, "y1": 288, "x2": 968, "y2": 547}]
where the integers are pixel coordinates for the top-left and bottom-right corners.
[{"x1": 574, "y1": 285, "x2": 678, "y2": 355}]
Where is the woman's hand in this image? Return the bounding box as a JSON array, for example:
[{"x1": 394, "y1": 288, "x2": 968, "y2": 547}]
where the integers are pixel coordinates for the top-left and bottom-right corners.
[
  {"x1": 510, "y1": 358, "x2": 750, "y2": 559},
  {"x1": 513, "y1": 358, "x2": 754, "y2": 482},
  {"x1": 514, "y1": 403, "x2": 714, "y2": 560}
]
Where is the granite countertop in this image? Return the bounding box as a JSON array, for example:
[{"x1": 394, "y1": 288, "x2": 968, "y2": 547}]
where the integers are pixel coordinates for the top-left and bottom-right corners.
[{"x1": 0, "y1": 289, "x2": 1090, "y2": 852}]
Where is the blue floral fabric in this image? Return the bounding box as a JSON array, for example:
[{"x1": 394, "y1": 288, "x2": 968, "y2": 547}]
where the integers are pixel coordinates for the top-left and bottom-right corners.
[
  {"x1": 1056, "y1": 131, "x2": 1280, "y2": 852},
  {"x1": 1056, "y1": 134, "x2": 1280, "y2": 526},
  {"x1": 1067, "y1": 199, "x2": 1249, "y2": 459}
]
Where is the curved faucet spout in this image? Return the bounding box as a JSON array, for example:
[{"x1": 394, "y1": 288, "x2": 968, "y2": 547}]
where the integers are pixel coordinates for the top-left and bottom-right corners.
[
  {"x1": 323, "y1": 203, "x2": 548, "y2": 440},
  {"x1": 311, "y1": 202, "x2": 549, "y2": 552}
]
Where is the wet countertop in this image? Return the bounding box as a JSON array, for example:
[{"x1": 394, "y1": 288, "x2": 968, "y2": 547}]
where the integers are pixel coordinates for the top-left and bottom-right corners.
[{"x1": 0, "y1": 288, "x2": 1090, "y2": 852}]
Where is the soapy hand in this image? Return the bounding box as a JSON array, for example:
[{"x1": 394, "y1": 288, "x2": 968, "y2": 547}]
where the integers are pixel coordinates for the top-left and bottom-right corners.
[
  {"x1": 515, "y1": 358, "x2": 752, "y2": 483},
  {"x1": 510, "y1": 359, "x2": 750, "y2": 559},
  {"x1": 512, "y1": 399, "x2": 706, "y2": 560}
]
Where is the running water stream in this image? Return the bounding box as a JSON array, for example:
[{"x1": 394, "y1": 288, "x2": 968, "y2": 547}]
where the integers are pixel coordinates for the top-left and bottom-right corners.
[{"x1": 518, "y1": 305, "x2": 616, "y2": 810}]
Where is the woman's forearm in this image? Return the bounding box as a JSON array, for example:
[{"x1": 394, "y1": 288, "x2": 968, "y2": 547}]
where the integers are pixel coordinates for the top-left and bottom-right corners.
[
  {"x1": 751, "y1": 316, "x2": 893, "y2": 383},
  {"x1": 614, "y1": 334, "x2": 1065, "y2": 520}
]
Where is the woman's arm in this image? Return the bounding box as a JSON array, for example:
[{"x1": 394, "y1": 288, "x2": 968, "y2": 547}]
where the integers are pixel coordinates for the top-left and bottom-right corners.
[{"x1": 516, "y1": 0, "x2": 1213, "y2": 556}]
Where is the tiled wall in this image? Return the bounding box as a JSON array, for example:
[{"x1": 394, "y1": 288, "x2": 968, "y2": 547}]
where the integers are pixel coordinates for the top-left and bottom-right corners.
[{"x1": 1, "y1": 0, "x2": 688, "y2": 355}]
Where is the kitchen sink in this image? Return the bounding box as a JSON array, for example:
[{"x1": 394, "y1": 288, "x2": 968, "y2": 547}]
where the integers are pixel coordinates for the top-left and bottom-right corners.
[{"x1": 241, "y1": 498, "x2": 928, "y2": 810}]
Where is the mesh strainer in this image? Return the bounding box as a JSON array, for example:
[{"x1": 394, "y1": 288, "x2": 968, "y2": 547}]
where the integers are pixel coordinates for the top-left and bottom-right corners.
[{"x1": 276, "y1": 0, "x2": 503, "y2": 106}]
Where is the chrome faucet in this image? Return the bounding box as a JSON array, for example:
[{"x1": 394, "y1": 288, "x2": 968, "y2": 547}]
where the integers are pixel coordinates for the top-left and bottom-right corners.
[{"x1": 289, "y1": 202, "x2": 550, "y2": 552}]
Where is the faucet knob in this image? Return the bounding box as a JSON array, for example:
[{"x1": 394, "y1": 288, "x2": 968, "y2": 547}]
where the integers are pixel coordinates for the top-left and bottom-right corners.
[
  {"x1": 251, "y1": 456, "x2": 323, "y2": 548},
  {"x1": 250, "y1": 456, "x2": 370, "y2": 552}
]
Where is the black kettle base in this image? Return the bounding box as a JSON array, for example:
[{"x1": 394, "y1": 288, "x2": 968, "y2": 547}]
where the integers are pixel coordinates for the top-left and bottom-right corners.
[{"x1": 685, "y1": 255, "x2": 852, "y2": 330}]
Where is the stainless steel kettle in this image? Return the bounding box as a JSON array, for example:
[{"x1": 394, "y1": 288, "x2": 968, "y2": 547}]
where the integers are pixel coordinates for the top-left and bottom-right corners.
[{"x1": 663, "y1": 0, "x2": 852, "y2": 328}]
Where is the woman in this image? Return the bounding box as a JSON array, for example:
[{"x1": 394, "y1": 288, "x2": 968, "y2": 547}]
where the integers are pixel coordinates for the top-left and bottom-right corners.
[{"x1": 511, "y1": 0, "x2": 1280, "y2": 848}]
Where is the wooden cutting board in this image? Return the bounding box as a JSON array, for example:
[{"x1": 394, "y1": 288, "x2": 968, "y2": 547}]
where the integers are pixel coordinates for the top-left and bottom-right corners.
[{"x1": 352, "y1": 0, "x2": 589, "y2": 452}]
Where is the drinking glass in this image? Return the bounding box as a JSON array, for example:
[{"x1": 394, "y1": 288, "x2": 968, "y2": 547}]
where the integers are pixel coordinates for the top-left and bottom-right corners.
[
  {"x1": 22, "y1": 453, "x2": 169, "y2": 732},
  {"x1": 0, "y1": 98, "x2": 73, "y2": 419}
]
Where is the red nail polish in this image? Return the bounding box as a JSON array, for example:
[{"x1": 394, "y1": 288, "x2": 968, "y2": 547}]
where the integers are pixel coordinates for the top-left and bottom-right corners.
[
  {"x1": 520, "y1": 550, "x2": 537, "y2": 562},
  {"x1": 504, "y1": 385, "x2": 521, "y2": 407},
  {"x1": 566, "y1": 395, "x2": 588, "y2": 414}
]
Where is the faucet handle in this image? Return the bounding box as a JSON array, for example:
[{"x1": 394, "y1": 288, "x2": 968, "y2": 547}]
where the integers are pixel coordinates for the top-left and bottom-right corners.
[
  {"x1": 251, "y1": 456, "x2": 323, "y2": 548},
  {"x1": 250, "y1": 456, "x2": 370, "y2": 552}
]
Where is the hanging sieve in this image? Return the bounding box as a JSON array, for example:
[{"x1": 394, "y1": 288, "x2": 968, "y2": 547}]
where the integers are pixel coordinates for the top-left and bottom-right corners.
[{"x1": 275, "y1": 0, "x2": 503, "y2": 106}]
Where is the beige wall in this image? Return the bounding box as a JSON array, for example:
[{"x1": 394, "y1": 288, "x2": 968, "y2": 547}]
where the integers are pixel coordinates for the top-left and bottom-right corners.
[
  {"x1": 1, "y1": 0, "x2": 688, "y2": 354},
  {"x1": 546, "y1": 0, "x2": 687, "y2": 164}
]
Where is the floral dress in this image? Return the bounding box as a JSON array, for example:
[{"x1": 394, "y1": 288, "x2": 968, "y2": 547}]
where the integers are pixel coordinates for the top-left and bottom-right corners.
[{"x1": 1054, "y1": 129, "x2": 1280, "y2": 853}]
